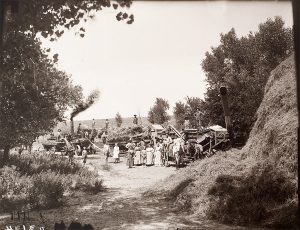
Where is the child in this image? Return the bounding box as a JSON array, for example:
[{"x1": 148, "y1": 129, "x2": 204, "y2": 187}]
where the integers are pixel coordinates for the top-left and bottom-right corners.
[
  {"x1": 113, "y1": 143, "x2": 120, "y2": 163},
  {"x1": 103, "y1": 142, "x2": 110, "y2": 163},
  {"x1": 82, "y1": 147, "x2": 88, "y2": 165}
]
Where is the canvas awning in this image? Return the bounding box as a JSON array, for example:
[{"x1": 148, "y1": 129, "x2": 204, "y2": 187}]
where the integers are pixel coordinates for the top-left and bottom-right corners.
[
  {"x1": 151, "y1": 124, "x2": 164, "y2": 131},
  {"x1": 208, "y1": 125, "x2": 227, "y2": 132}
]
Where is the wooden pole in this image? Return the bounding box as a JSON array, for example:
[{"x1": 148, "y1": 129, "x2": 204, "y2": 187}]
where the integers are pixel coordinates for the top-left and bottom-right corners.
[
  {"x1": 0, "y1": 2, "x2": 7, "y2": 97},
  {"x1": 219, "y1": 86, "x2": 234, "y2": 145}
]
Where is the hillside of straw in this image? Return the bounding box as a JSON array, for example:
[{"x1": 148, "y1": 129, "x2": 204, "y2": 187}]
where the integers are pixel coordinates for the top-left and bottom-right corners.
[{"x1": 148, "y1": 55, "x2": 298, "y2": 228}]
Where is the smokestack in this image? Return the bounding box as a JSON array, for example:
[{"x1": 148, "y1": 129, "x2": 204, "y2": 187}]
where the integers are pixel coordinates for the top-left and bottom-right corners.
[
  {"x1": 219, "y1": 86, "x2": 234, "y2": 144},
  {"x1": 70, "y1": 117, "x2": 74, "y2": 135},
  {"x1": 69, "y1": 90, "x2": 100, "y2": 135}
]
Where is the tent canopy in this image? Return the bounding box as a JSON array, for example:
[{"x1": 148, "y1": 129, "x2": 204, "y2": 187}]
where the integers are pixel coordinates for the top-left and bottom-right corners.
[
  {"x1": 208, "y1": 125, "x2": 227, "y2": 132},
  {"x1": 151, "y1": 124, "x2": 164, "y2": 131}
]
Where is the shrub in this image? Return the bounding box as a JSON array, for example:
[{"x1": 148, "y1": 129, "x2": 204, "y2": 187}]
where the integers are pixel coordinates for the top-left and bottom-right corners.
[
  {"x1": 100, "y1": 163, "x2": 112, "y2": 171},
  {"x1": 0, "y1": 152, "x2": 103, "y2": 212},
  {"x1": 206, "y1": 162, "x2": 297, "y2": 227},
  {"x1": 29, "y1": 171, "x2": 68, "y2": 209},
  {"x1": 72, "y1": 168, "x2": 103, "y2": 194},
  {"x1": 0, "y1": 166, "x2": 32, "y2": 212},
  {"x1": 8, "y1": 153, "x2": 81, "y2": 175}
]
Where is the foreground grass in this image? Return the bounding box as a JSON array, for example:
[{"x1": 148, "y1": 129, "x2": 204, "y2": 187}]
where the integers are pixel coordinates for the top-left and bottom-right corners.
[
  {"x1": 147, "y1": 150, "x2": 297, "y2": 228},
  {"x1": 0, "y1": 152, "x2": 103, "y2": 212}
]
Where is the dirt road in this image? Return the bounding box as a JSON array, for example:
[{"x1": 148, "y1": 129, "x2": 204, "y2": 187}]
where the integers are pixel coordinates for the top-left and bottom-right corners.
[{"x1": 0, "y1": 154, "x2": 246, "y2": 229}]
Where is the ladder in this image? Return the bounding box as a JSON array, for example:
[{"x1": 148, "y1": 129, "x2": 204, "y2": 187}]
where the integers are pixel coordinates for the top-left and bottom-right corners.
[{"x1": 168, "y1": 124, "x2": 183, "y2": 139}]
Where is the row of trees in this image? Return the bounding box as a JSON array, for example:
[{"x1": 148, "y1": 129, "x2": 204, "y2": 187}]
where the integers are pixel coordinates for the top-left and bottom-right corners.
[
  {"x1": 147, "y1": 17, "x2": 293, "y2": 144},
  {"x1": 147, "y1": 96, "x2": 205, "y2": 130}
]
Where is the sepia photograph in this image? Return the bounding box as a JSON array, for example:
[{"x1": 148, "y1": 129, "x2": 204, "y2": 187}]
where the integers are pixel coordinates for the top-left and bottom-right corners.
[{"x1": 0, "y1": 0, "x2": 298, "y2": 229}]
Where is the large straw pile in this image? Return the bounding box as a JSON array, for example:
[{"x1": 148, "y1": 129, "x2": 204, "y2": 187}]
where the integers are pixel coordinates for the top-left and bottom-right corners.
[
  {"x1": 243, "y1": 54, "x2": 297, "y2": 174},
  {"x1": 148, "y1": 54, "x2": 298, "y2": 228}
]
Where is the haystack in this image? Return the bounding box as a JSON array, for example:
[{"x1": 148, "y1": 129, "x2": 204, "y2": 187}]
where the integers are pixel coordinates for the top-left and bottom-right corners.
[
  {"x1": 243, "y1": 54, "x2": 297, "y2": 174},
  {"x1": 148, "y1": 54, "x2": 298, "y2": 227}
]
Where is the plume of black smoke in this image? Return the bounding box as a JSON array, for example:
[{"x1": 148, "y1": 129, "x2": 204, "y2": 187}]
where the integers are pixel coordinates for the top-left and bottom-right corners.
[{"x1": 71, "y1": 90, "x2": 100, "y2": 119}]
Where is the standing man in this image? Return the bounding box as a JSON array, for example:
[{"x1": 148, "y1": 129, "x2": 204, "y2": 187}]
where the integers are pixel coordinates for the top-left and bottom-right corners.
[
  {"x1": 91, "y1": 119, "x2": 96, "y2": 143},
  {"x1": 195, "y1": 108, "x2": 204, "y2": 129},
  {"x1": 126, "y1": 140, "x2": 135, "y2": 168},
  {"x1": 133, "y1": 115, "x2": 138, "y2": 125},
  {"x1": 92, "y1": 118, "x2": 96, "y2": 129},
  {"x1": 103, "y1": 142, "x2": 110, "y2": 163},
  {"x1": 77, "y1": 123, "x2": 81, "y2": 132},
  {"x1": 101, "y1": 131, "x2": 108, "y2": 144},
  {"x1": 57, "y1": 129, "x2": 62, "y2": 140},
  {"x1": 82, "y1": 147, "x2": 88, "y2": 165},
  {"x1": 105, "y1": 119, "x2": 109, "y2": 130}
]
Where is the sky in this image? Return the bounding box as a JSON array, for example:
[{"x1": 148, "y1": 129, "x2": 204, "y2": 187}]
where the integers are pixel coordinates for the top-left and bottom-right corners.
[{"x1": 41, "y1": 1, "x2": 293, "y2": 121}]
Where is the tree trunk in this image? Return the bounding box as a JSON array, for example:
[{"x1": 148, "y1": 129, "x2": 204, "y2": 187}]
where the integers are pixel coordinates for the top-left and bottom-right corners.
[{"x1": 2, "y1": 145, "x2": 10, "y2": 166}]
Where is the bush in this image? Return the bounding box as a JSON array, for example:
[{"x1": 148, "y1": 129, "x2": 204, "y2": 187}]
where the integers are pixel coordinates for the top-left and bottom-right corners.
[
  {"x1": 0, "y1": 166, "x2": 32, "y2": 212},
  {"x1": 72, "y1": 168, "x2": 103, "y2": 194},
  {"x1": 8, "y1": 153, "x2": 81, "y2": 175},
  {"x1": 206, "y1": 162, "x2": 297, "y2": 227},
  {"x1": 29, "y1": 171, "x2": 68, "y2": 209},
  {"x1": 100, "y1": 163, "x2": 112, "y2": 171},
  {"x1": 0, "y1": 152, "x2": 103, "y2": 212}
]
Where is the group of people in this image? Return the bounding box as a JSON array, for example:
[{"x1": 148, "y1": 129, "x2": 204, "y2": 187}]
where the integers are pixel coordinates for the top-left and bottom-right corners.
[
  {"x1": 125, "y1": 140, "x2": 165, "y2": 168},
  {"x1": 102, "y1": 133, "x2": 205, "y2": 169}
]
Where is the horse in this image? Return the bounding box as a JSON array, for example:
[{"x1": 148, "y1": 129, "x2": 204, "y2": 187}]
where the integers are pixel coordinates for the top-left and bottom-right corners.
[{"x1": 174, "y1": 145, "x2": 185, "y2": 169}]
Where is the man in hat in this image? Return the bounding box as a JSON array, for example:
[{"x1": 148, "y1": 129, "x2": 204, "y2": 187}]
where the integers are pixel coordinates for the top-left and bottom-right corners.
[
  {"x1": 195, "y1": 108, "x2": 204, "y2": 129},
  {"x1": 101, "y1": 131, "x2": 108, "y2": 144},
  {"x1": 57, "y1": 129, "x2": 62, "y2": 140},
  {"x1": 92, "y1": 118, "x2": 96, "y2": 129},
  {"x1": 105, "y1": 119, "x2": 109, "y2": 130},
  {"x1": 133, "y1": 115, "x2": 138, "y2": 125}
]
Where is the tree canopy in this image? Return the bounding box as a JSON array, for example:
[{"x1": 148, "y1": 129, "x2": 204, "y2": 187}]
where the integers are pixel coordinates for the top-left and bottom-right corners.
[
  {"x1": 201, "y1": 16, "x2": 293, "y2": 140},
  {"x1": 0, "y1": 31, "x2": 83, "y2": 163},
  {"x1": 173, "y1": 97, "x2": 205, "y2": 130},
  {"x1": 148, "y1": 98, "x2": 170, "y2": 124},
  {"x1": 0, "y1": 0, "x2": 134, "y2": 164},
  {"x1": 2, "y1": 0, "x2": 133, "y2": 40}
]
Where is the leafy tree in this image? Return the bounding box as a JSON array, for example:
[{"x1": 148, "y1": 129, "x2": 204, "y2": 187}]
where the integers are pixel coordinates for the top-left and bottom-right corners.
[
  {"x1": 173, "y1": 97, "x2": 205, "y2": 129},
  {"x1": 115, "y1": 112, "x2": 123, "y2": 127},
  {"x1": 201, "y1": 17, "x2": 293, "y2": 141},
  {"x1": 0, "y1": 0, "x2": 134, "y2": 164},
  {"x1": 148, "y1": 98, "x2": 170, "y2": 124},
  {"x1": 1, "y1": 0, "x2": 133, "y2": 39},
  {"x1": 173, "y1": 101, "x2": 186, "y2": 130},
  {"x1": 0, "y1": 32, "x2": 83, "y2": 165},
  {"x1": 0, "y1": 0, "x2": 134, "y2": 99}
]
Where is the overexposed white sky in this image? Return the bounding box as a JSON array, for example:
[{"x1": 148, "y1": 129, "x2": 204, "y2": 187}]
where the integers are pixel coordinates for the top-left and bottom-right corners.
[{"x1": 42, "y1": 1, "x2": 293, "y2": 120}]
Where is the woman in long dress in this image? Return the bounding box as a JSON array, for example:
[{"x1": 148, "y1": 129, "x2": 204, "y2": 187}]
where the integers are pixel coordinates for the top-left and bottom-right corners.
[
  {"x1": 146, "y1": 143, "x2": 154, "y2": 166},
  {"x1": 134, "y1": 145, "x2": 141, "y2": 165},
  {"x1": 154, "y1": 142, "x2": 163, "y2": 166},
  {"x1": 140, "y1": 142, "x2": 147, "y2": 167},
  {"x1": 113, "y1": 143, "x2": 120, "y2": 163}
]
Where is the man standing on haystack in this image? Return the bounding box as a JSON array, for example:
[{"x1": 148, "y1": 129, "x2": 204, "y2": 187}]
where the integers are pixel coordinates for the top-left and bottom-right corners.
[
  {"x1": 133, "y1": 115, "x2": 138, "y2": 125},
  {"x1": 92, "y1": 118, "x2": 96, "y2": 129},
  {"x1": 105, "y1": 119, "x2": 109, "y2": 130}
]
